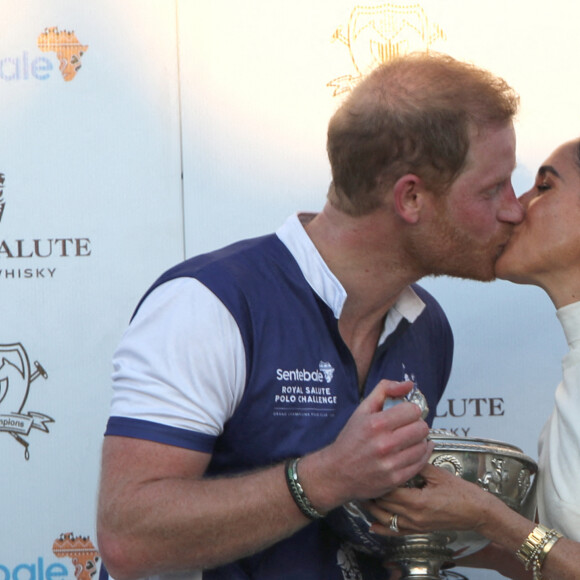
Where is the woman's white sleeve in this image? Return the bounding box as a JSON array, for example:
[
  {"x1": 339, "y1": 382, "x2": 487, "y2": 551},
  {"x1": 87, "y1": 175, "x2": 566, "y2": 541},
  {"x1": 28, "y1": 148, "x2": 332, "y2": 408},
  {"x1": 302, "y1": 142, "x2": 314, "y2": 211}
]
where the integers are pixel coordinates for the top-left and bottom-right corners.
[{"x1": 538, "y1": 302, "x2": 580, "y2": 539}]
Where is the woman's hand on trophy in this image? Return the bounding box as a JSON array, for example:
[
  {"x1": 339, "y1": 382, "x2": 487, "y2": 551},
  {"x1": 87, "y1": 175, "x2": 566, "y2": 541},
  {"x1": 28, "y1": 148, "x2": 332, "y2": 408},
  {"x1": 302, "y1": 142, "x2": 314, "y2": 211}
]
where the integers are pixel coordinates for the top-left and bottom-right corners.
[{"x1": 362, "y1": 463, "x2": 492, "y2": 536}]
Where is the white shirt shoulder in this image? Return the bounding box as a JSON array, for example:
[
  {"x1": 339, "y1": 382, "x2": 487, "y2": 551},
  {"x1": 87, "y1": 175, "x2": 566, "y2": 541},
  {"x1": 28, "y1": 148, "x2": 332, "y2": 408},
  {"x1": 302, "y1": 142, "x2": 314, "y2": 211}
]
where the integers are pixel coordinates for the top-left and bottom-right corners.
[{"x1": 110, "y1": 277, "x2": 246, "y2": 437}]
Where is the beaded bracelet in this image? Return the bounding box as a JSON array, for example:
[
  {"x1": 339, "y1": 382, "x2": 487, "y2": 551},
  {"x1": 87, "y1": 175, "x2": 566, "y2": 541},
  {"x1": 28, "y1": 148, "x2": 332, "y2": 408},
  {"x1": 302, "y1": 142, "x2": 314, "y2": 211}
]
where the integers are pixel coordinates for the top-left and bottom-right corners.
[
  {"x1": 284, "y1": 457, "x2": 325, "y2": 520},
  {"x1": 515, "y1": 524, "x2": 563, "y2": 579}
]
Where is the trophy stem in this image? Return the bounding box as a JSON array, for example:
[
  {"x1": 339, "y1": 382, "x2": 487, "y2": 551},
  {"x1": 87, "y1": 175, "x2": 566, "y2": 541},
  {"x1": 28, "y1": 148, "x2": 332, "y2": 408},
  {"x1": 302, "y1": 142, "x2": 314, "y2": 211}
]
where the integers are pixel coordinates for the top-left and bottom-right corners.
[
  {"x1": 393, "y1": 558, "x2": 450, "y2": 579},
  {"x1": 383, "y1": 537, "x2": 454, "y2": 580}
]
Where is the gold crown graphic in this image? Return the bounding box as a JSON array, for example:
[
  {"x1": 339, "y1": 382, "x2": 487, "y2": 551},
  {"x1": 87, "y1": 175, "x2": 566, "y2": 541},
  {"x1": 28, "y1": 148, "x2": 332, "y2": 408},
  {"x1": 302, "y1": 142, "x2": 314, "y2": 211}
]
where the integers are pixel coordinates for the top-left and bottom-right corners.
[{"x1": 329, "y1": 3, "x2": 446, "y2": 96}]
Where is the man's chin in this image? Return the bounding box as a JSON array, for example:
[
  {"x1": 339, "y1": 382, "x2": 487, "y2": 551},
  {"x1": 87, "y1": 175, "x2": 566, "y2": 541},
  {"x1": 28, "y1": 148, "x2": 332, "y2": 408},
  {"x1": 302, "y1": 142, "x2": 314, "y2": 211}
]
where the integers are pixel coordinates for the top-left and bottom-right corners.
[
  {"x1": 431, "y1": 268, "x2": 496, "y2": 283},
  {"x1": 426, "y1": 253, "x2": 498, "y2": 282},
  {"x1": 456, "y1": 270, "x2": 496, "y2": 282},
  {"x1": 465, "y1": 272, "x2": 496, "y2": 283}
]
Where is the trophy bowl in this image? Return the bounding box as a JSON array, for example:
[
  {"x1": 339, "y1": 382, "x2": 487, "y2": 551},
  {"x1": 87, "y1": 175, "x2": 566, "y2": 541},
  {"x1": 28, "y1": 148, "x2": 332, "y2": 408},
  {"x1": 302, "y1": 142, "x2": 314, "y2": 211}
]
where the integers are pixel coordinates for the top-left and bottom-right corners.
[{"x1": 325, "y1": 431, "x2": 538, "y2": 579}]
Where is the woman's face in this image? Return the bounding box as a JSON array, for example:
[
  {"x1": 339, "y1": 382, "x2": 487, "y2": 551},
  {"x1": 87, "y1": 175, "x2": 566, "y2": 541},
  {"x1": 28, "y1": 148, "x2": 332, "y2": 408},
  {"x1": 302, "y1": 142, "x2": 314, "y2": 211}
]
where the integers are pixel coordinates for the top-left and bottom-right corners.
[{"x1": 495, "y1": 139, "x2": 580, "y2": 287}]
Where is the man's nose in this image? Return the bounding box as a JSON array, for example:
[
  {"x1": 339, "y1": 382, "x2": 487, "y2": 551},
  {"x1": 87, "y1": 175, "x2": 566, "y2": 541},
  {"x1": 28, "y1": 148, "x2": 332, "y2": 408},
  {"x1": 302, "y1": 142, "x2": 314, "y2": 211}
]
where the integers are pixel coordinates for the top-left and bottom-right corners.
[{"x1": 498, "y1": 185, "x2": 525, "y2": 224}]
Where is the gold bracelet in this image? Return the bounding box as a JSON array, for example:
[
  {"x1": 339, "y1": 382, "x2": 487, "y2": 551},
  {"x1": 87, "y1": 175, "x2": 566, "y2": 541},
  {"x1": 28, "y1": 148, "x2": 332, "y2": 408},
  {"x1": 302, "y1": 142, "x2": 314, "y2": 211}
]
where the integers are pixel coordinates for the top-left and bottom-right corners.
[
  {"x1": 516, "y1": 524, "x2": 563, "y2": 579},
  {"x1": 516, "y1": 524, "x2": 549, "y2": 569},
  {"x1": 538, "y1": 529, "x2": 563, "y2": 568}
]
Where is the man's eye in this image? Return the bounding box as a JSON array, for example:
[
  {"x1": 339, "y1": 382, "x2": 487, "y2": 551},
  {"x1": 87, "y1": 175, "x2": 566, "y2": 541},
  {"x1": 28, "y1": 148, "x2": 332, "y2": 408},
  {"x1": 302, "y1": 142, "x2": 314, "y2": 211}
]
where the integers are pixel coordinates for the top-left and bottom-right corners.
[{"x1": 484, "y1": 184, "x2": 502, "y2": 197}]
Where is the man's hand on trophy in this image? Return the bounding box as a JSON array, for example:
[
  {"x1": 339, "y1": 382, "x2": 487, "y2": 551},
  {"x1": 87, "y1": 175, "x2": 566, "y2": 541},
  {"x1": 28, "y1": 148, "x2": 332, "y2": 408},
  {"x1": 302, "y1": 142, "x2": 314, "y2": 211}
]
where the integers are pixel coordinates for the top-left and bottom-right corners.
[{"x1": 301, "y1": 380, "x2": 433, "y2": 513}]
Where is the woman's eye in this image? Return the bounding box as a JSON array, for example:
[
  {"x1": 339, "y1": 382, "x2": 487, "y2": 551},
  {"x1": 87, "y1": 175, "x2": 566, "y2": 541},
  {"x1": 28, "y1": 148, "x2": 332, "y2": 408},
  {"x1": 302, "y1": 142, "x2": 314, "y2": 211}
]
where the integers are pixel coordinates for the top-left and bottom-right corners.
[{"x1": 537, "y1": 182, "x2": 551, "y2": 193}]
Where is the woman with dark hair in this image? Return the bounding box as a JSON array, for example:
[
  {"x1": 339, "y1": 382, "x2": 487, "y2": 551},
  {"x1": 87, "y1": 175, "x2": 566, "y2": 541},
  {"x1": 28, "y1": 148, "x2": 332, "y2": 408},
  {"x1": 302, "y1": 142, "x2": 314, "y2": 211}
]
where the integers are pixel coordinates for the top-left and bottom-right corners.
[{"x1": 368, "y1": 138, "x2": 580, "y2": 579}]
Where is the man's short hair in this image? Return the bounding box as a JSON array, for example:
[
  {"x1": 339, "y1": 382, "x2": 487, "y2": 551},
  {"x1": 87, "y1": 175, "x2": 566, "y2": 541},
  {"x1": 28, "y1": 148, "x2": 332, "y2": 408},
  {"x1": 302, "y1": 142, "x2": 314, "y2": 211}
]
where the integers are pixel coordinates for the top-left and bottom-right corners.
[{"x1": 326, "y1": 52, "x2": 519, "y2": 215}]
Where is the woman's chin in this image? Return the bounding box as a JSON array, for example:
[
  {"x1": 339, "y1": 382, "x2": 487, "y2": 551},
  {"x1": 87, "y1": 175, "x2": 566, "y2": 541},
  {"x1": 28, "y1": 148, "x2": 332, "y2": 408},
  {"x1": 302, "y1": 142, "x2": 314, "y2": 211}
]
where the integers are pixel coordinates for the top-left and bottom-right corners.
[
  {"x1": 495, "y1": 257, "x2": 528, "y2": 284},
  {"x1": 495, "y1": 268, "x2": 535, "y2": 286},
  {"x1": 495, "y1": 250, "x2": 525, "y2": 283}
]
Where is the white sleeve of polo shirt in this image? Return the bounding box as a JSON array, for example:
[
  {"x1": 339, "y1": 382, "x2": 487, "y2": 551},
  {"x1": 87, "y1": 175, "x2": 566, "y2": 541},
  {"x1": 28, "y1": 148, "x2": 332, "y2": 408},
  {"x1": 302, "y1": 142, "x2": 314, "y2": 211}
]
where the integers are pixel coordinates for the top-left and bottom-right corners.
[{"x1": 109, "y1": 277, "x2": 246, "y2": 437}]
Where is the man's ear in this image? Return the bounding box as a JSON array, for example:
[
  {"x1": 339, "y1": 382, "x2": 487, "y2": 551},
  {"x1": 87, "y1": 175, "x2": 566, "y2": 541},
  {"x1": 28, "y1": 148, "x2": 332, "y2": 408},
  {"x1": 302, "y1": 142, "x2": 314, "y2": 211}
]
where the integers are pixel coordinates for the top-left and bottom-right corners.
[{"x1": 392, "y1": 174, "x2": 427, "y2": 224}]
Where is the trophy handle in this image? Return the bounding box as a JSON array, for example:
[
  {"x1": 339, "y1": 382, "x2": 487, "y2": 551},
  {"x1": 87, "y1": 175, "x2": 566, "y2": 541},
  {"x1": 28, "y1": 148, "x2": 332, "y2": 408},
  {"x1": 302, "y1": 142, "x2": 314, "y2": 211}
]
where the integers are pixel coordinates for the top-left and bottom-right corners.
[{"x1": 520, "y1": 468, "x2": 539, "y2": 521}]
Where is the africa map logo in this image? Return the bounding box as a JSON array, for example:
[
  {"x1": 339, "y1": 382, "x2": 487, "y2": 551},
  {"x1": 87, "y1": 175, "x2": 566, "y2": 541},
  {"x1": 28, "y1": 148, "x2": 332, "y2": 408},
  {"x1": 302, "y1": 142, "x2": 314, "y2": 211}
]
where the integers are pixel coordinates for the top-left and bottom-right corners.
[
  {"x1": 53, "y1": 533, "x2": 101, "y2": 580},
  {"x1": 37, "y1": 27, "x2": 88, "y2": 81},
  {"x1": 0, "y1": 26, "x2": 88, "y2": 82}
]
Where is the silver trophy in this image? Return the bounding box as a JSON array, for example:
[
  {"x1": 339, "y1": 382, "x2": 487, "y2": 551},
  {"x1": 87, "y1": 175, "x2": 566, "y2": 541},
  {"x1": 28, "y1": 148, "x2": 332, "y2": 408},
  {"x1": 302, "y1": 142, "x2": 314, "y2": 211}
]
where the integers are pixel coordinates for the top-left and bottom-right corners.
[{"x1": 327, "y1": 425, "x2": 537, "y2": 579}]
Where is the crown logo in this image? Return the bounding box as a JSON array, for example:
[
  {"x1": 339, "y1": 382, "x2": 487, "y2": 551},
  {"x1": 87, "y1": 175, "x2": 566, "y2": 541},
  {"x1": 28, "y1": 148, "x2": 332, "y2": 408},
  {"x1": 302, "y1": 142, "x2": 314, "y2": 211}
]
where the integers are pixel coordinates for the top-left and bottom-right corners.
[{"x1": 328, "y1": 3, "x2": 446, "y2": 96}]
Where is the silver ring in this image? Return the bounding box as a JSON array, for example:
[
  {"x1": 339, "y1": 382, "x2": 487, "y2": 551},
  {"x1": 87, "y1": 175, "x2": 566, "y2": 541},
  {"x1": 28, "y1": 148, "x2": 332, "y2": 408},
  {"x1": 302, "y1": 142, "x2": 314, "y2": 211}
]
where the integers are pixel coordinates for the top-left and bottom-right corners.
[{"x1": 389, "y1": 513, "x2": 400, "y2": 533}]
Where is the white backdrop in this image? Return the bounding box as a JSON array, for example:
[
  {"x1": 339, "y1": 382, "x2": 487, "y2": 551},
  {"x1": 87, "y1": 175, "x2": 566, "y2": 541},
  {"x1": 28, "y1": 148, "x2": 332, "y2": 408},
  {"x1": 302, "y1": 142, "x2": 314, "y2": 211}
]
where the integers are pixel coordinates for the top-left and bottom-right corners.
[
  {"x1": 2, "y1": 1, "x2": 579, "y2": 579},
  {"x1": 0, "y1": 1, "x2": 183, "y2": 576}
]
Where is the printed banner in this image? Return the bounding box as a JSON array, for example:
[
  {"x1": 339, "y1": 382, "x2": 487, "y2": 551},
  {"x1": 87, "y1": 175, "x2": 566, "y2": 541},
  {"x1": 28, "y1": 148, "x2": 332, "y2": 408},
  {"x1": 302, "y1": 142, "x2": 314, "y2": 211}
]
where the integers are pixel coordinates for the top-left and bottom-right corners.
[
  {"x1": 2, "y1": 3, "x2": 579, "y2": 580},
  {"x1": 0, "y1": 0, "x2": 182, "y2": 574}
]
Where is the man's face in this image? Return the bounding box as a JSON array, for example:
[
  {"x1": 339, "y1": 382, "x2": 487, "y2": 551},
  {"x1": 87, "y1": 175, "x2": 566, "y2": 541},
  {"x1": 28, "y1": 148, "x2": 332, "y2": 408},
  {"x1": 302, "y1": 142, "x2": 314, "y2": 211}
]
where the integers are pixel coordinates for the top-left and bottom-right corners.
[{"x1": 410, "y1": 123, "x2": 524, "y2": 281}]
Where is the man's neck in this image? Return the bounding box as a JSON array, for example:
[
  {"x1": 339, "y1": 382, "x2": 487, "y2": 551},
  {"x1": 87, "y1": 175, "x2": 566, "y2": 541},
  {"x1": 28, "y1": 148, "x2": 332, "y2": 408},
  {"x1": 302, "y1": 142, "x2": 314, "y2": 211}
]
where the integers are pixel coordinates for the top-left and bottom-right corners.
[
  {"x1": 303, "y1": 203, "x2": 422, "y2": 388},
  {"x1": 303, "y1": 203, "x2": 421, "y2": 323}
]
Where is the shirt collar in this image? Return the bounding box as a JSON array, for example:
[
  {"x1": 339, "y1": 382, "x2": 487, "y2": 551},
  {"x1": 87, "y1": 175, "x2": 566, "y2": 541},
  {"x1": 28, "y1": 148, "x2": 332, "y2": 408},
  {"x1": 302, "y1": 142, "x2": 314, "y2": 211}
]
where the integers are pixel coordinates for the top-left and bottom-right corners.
[
  {"x1": 276, "y1": 213, "x2": 425, "y2": 343},
  {"x1": 557, "y1": 301, "x2": 580, "y2": 347}
]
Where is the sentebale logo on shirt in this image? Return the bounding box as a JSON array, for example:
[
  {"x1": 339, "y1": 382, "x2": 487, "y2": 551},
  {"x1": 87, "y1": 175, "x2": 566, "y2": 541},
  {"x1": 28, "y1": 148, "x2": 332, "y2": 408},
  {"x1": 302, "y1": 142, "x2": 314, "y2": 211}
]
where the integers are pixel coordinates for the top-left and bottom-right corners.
[
  {"x1": 273, "y1": 361, "x2": 338, "y2": 418},
  {"x1": 276, "y1": 360, "x2": 335, "y2": 385}
]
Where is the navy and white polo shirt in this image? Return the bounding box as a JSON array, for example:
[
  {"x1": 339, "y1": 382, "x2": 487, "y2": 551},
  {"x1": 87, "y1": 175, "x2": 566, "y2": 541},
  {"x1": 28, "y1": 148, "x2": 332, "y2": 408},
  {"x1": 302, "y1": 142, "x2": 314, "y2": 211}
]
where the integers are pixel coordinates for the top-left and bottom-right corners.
[{"x1": 104, "y1": 213, "x2": 454, "y2": 580}]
